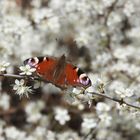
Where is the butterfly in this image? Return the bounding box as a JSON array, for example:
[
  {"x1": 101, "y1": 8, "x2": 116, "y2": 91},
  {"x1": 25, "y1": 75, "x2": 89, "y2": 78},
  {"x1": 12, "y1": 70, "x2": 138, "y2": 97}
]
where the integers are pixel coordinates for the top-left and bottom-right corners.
[{"x1": 24, "y1": 55, "x2": 91, "y2": 90}]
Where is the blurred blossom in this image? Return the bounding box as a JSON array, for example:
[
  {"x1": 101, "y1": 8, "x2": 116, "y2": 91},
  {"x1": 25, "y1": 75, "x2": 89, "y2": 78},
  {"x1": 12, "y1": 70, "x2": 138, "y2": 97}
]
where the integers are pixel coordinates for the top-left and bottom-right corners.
[
  {"x1": 69, "y1": 97, "x2": 85, "y2": 110},
  {"x1": 0, "y1": 41, "x2": 13, "y2": 58},
  {"x1": 128, "y1": 27, "x2": 140, "y2": 39},
  {"x1": 46, "y1": 17, "x2": 60, "y2": 33},
  {"x1": 135, "y1": 123, "x2": 140, "y2": 130},
  {"x1": 96, "y1": 102, "x2": 111, "y2": 113},
  {"x1": 77, "y1": 1, "x2": 91, "y2": 14},
  {"x1": 75, "y1": 32, "x2": 91, "y2": 46},
  {"x1": 49, "y1": 0, "x2": 65, "y2": 10},
  {"x1": 19, "y1": 65, "x2": 36, "y2": 75},
  {"x1": 26, "y1": 113, "x2": 42, "y2": 124},
  {"x1": 54, "y1": 108, "x2": 71, "y2": 125},
  {"x1": 0, "y1": 62, "x2": 10, "y2": 72},
  {"x1": 72, "y1": 88, "x2": 82, "y2": 95},
  {"x1": 39, "y1": 115, "x2": 49, "y2": 127},
  {"x1": 96, "y1": 129, "x2": 122, "y2": 140},
  {"x1": 0, "y1": 15, "x2": 30, "y2": 36},
  {"x1": 98, "y1": 113, "x2": 112, "y2": 127},
  {"x1": 31, "y1": 8, "x2": 53, "y2": 24},
  {"x1": 71, "y1": 90, "x2": 93, "y2": 107},
  {"x1": 25, "y1": 101, "x2": 45, "y2": 123},
  {"x1": 92, "y1": 78, "x2": 106, "y2": 93},
  {"x1": 95, "y1": 52, "x2": 112, "y2": 66},
  {"x1": 65, "y1": 0, "x2": 78, "y2": 12},
  {"x1": 82, "y1": 118, "x2": 97, "y2": 130},
  {"x1": 46, "y1": 130, "x2": 56, "y2": 140},
  {"x1": 111, "y1": 61, "x2": 140, "y2": 77},
  {"x1": 109, "y1": 80, "x2": 126, "y2": 92},
  {"x1": 4, "y1": 126, "x2": 26, "y2": 140},
  {"x1": 0, "y1": 93, "x2": 10, "y2": 110},
  {"x1": 0, "y1": 136, "x2": 4, "y2": 140},
  {"x1": 113, "y1": 46, "x2": 135, "y2": 60},
  {"x1": 77, "y1": 103, "x2": 85, "y2": 110},
  {"x1": 0, "y1": 120, "x2": 5, "y2": 127},
  {"x1": 64, "y1": 88, "x2": 83, "y2": 104},
  {"x1": 102, "y1": 0, "x2": 114, "y2": 7},
  {"x1": 13, "y1": 79, "x2": 32, "y2": 98},
  {"x1": 57, "y1": 131, "x2": 80, "y2": 140},
  {"x1": 26, "y1": 136, "x2": 36, "y2": 140},
  {"x1": 0, "y1": 0, "x2": 15, "y2": 15},
  {"x1": 0, "y1": 126, "x2": 3, "y2": 136},
  {"x1": 107, "y1": 12, "x2": 122, "y2": 27},
  {"x1": 92, "y1": 1, "x2": 105, "y2": 14},
  {"x1": 115, "y1": 88, "x2": 134, "y2": 98},
  {"x1": 33, "y1": 80, "x2": 43, "y2": 89},
  {"x1": 42, "y1": 84, "x2": 61, "y2": 95},
  {"x1": 96, "y1": 129, "x2": 108, "y2": 140},
  {"x1": 123, "y1": 1, "x2": 134, "y2": 17},
  {"x1": 32, "y1": 126, "x2": 46, "y2": 139},
  {"x1": 31, "y1": 0, "x2": 41, "y2": 8}
]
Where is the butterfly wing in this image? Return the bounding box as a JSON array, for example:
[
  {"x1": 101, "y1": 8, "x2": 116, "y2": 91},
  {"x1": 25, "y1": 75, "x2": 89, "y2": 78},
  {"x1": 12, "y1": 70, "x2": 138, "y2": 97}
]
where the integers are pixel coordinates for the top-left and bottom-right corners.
[
  {"x1": 24, "y1": 55, "x2": 91, "y2": 89},
  {"x1": 65, "y1": 64, "x2": 91, "y2": 88},
  {"x1": 37, "y1": 55, "x2": 67, "y2": 88},
  {"x1": 24, "y1": 56, "x2": 67, "y2": 89},
  {"x1": 36, "y1": 57, "x2": 56, "y2": 82}
]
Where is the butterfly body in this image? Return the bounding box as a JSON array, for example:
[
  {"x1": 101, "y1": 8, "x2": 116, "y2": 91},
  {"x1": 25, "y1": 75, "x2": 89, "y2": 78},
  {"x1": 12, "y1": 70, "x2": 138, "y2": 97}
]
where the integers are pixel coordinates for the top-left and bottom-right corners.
[{"x1": 24, "y1": 55, "x2": 91, "y2": 89}]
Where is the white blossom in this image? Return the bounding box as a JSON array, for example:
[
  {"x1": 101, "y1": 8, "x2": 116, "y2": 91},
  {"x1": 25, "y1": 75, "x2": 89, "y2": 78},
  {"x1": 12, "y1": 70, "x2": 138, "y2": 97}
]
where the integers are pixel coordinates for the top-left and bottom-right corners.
[
  {"x1": 128, "y1": 27, "x2": 140, "y2": 39},
  {"x1": 32, "y1": 8, "x2": 51, "y2": 23},
  {"x1": 96, "y1": 129, "x2": 108, "y2": 140},
  {"x1": 57, "y1": 131, "x2": 81, "y2": 140},
  {"x1": 75, "y1": 32, "x2": 91, "y2": 46},
  {"x1": 4, "y1": 126, "x2": 26, "y2": 140},
  {"x1": 25, "y1": 136, "x2": 36, "y2": 140},
  {"x1": 82, "y1": 118, "x2": 97, "y2": 129},
  {"x1": 0, "y1": 93, "x2": 10, "y2": 110},
  {"x1": 31, "y1": 0, "x2": 41, "y2": 8},
  {"x1": 19, "y1": 65, "x2": 36, "y2": 75},
  {"x1": 115, "y1": 88, "x2": 134, "y2": 98},
  {"x1": 111, "y1": 61, "x2": 140, "y2": 78},
  {"x1": 135, "y1": 123, "x2": 140, "y2": 130},
  {"x1": 92, "y1": 78, "x2": 106, "y2": 93},
  {"x1": 46, "y1": 16, "x2": 60, "y2": 33},
  {"x1": 98, "y1": 113, "x2": 112, "y2": 127},
  {"x1": 107, "y1": 12, "x2": 122, "y2": 27},
  {"x1": 123, "y1": 1, "x2": 134, "y2": 17},
  {"x1": 33, "y1": 126, "x2": 46, "y2": 138},
  {"x1": 54, "y1": 108, "x2": 71, "y2": 125},
  {"x1": 13, "y1": 79, "x2": 32, "y2": 97},
  {"x1": 113, "y1": 47, "x2": 135, "y2": 60},
  {"x1": 0, "y1": 127, "x2": 3, "y2": 136},
  {"x1": 102, "y1": 0, "x2": 114, "y2": 7},
  {"x1": 95, "y1": 52, "x2": 112, "y2": 66},
  {"x1": 96, "y1": 102, "x2": 111, "y2": 113},
  {"x1": 46, "y1": 130, "x2": 56, "y2": 140},
  {"x1": 25, "y1": 101, "x2": 45, "y2": 123},
  {"x1": 0, "y1": 62, "x2": 9, "y2": 72}
]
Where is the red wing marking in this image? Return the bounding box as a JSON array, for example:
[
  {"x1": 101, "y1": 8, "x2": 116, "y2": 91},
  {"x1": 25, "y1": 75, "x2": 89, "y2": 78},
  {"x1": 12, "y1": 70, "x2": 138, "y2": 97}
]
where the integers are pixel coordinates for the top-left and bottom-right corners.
[{"x1": 24, "y1": 55, "x2": 91, "y2": 89}]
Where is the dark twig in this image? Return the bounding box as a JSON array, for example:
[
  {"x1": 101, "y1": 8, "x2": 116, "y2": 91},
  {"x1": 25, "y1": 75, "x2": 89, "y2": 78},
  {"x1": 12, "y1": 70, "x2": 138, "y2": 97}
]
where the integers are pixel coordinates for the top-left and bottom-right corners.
[
  {"x1": 0, "y1": 73, "x2": 140, "y2": 110},
  {"x1": 0, "y1": 73, "x2": 25, "y2": 79},
  {"x1": 0, "y1": 73, "x2": 45, "y2": 81},
  {"x1": 88, "y1": 91, "x2": 140, "y2": 110}
]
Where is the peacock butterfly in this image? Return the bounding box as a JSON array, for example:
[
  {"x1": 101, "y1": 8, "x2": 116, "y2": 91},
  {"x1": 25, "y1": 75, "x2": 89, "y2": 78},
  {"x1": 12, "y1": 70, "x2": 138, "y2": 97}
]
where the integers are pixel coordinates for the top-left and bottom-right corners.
[{"x1": 24, "y1": 55, "x2": 91, "y2": 89}]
